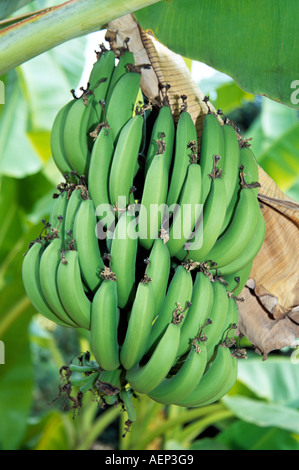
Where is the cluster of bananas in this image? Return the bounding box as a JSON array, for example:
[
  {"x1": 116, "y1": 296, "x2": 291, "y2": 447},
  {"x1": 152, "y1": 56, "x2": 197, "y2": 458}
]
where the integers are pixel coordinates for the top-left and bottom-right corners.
[{"x1": 22, "y1": 44, "x2": 265, "y2": 417}]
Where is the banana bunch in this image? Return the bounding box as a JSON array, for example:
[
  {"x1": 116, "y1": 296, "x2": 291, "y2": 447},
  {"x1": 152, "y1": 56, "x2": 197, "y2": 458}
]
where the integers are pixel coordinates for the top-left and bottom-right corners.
[{"x1": 22, "y1": 41, "x2": 265, "y2": 421}]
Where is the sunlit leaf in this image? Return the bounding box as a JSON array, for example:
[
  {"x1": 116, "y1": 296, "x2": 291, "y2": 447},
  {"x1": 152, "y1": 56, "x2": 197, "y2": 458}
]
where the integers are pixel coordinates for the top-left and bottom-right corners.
[
  {"x1": 0, "y1": 0, "x2": 33, "y2": 20},
  {"x1": 135, "y1": 0, "x2": 299, "y2": 109},
  {"x1": 223, "y1": 395, "x2": 299, "y2": 434},
  {"x1": 246, "y1": 99, "x2": 299, "y2": 191},
  {"x1": 237, "y1": 354, "x2": 299, "y2": 407},
  {"x1": 217, "y1": 420, "x2": 299, "y2": 450}
]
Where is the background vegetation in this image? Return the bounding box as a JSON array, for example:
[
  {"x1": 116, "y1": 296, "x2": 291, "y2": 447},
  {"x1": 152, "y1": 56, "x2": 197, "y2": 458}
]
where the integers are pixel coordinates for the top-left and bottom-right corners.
[{"x1": 0, "y1": 0, "x2": 298, "y2": 451}]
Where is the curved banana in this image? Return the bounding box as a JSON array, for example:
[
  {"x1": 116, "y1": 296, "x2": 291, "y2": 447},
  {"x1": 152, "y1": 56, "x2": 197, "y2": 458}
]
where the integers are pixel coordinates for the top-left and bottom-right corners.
[
  {"x1": 166, "y1": 162, "x2": 202, "y2": 258},
  {"x1": 219, "y1": 144, "x2": 260, "y2": 236},
  {"x1": 119, "y1": 387, "x2": 137, "y2": 424},
  {"x1": 223, "y1": 261, "x2": 254, "y2": 298},
  {"x1": 146, "y1": 238, "x2": 171, "y2": 314},
  {"x1": 145, "y1": 105, "x2": 175, "y2": 174},
  {"x1": 105, "y1": 50, "x2": 135, "y2": 106},
  {"x1": 239, "y1": 146, "x2": 259, "y2": 196},
  {"x1": 138, "y1": 150, "x2": 168, "y2": 251},
  {"x1": 72, "y1": 198, "x2": 104, "y2": 293},
  {"x1": 166, "y1": 109, "x2": 198, "y2": 208},
  {"x1": 50, "y1": 100, "x2": 75, "y2": 177},
  {"x1": 110, "y1": 211, "x2": 138, "y2": 309},
  {"x1": 126, "y1": 321, "x2": 181, "y2": 394},
  {"x1": 177, "y1": 271, "x2": 214, "y2": 357},
  {"x1": 56, "y1": 249, "x2": 91, "y2": 330},
  {"x1": 175, "y1": 344, "x2": 237, "y2": 407},
  {"x1": 213, "y1": 208, "x2": 266, "y2": 276},
  {"x1": 146, "y1": 264, "x2": 193, "y2": 353},
  {"x1": 49, "y1": 190, "x2": 69, "y2": 236},
  {"x1": 63, "y1": 93, "x2": 94, "y2": 176},
  {"x1": 87, "y1": 49, "x2": 116, "y2": 132},
  {"x1": 109, "y1": 114, "x2": 144, "y2": 212},
  {"x1": 199, "y1": 113, "x2": 224, "y2": 204},
  {"x1": 120, "y1": 278, "x2": 155, "y2": 371},
  {"x1": 22, "y1": 240, "x2": 72, "y2": 327},
  {"x1": 90, "y1": 277, "x2": 120, "y2": 371},
  {"x1": 204, "y1": 188, "x2": 260, "y2": 269},
  {"x1": 219, "y1": 123, "x2": 240, "y2": 209},
  {"x1": 199, "y1": 351, "x2": 238, "y2": 407},
  {"x1": 148, "y1": 340, "x2": 208, "y2": 405},
  {"x1": 63, "y1": 186, "x2": 84, "y2": 243},
  {"x1": 105, "y1": 71, "x2": 142, "y2": 143},
  {"x1": 88, "y1": 126, "x2": 115, "y2": 232},
  {"x1": 39, "y1": 238, "x2": 79, "y2": 328},
  {"x1": 203, "y1": 280, "x2": 230, "y2": 361},
  {"x1": 221, "y1": 296, "x2": 239, "y2": 344},
  {"x1": 177, "y1": 175, "x2": 227, "y2": 262}
]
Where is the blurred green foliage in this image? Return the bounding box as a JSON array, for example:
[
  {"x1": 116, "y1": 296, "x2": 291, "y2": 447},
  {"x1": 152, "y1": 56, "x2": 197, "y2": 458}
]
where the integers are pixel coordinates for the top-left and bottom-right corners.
[{"x1": 0, "y1": 23, "x2": 298, "y2": 450}]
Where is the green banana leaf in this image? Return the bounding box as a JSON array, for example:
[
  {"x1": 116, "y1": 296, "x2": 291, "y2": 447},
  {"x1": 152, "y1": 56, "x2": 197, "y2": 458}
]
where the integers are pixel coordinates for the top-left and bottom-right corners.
[
  {"x1": 135, "y1": 0, "x2": 299, "y2": 109},
  {"x1": 0, "y1": 35, "x2": 87, "y2": 178},
  {"x1": 245, "y1": 98, "x2": 299, "y2": 193},
  {"x1": 0, "y1": 0, "x2": 162, "y2": 76},
  {"x1": 216, "y1": 421, "x2": 299, "y2": 451},
  {"x1": 0, "y1": 0, "x2": 33, "y2": 20}
]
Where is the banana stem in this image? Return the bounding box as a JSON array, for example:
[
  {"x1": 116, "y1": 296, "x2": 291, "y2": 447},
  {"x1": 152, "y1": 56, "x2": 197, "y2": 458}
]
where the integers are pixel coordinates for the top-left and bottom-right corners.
[
  {"x1": 74, "y1": 404, "x2": 121, "y2": 450},
  {"x1": 0, "y1": 0, "x2": 162, "y2": 76},
  {"x1": 128, "y1": 403, "x2": 228, "y2": 450},
  {"x1": 178, "y1": 409, "x2": 234, "y2": 445}
]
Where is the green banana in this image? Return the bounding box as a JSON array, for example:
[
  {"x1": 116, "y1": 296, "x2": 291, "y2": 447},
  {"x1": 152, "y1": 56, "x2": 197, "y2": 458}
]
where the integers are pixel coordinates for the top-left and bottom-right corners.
[
  {"x1": 145, "y1": 105, "x2": 175, "y2": 174},
  {"x1": 199, "y1": 113, "x2": 224, "y2": 205},
  {"x1": 239, "y1": 146, "x2": 260, "y2": 196},
  {"x1": 72, "y1": 197, "x2": 104, "y2": 293},
  {"x1": 105, "y1": 50, "x2": 135, "y2": 106},
  {"x1": 146, "y1": 238, "x2": 171, "y2": 314},
  {"x1": 138, "y1": 149, "x2": 168, "y2": 251},
  {"x1": 148, "y1": 340, "x2": 208, "y2": 405},
  {"x1": 204, "y1": 187, "x2": 260, "y2": 269},
  {"x1": 63, "y1": 186, "x2": 85, "y2": 243},
  {"x1": 175, "y1": 344, "x2": 237, "y2": 407},
  {"x1": 126, "y1": 321, "x2": 181, "y2": 394},
  {"x1": 219, "y1": 144, "x2": 260, "y2": 236},
  {"x1": 212, "y1": 208, "x2": 266, "y2": 276},
  {"x1": 110, "y1": 211, "x2": 138, "y2": 309},
  {"x1": 56, "y1": 249, "x2": 91, "y2": 330},
  {"x1": 177, "y1": 175, "x2": 227, "y2": 262},
  {"x1": 223, "y1": 261, "x2": 254, "y2": 298},
  {"x1": 50, "y1": 99, "x2": 76, "y2": 177},
  {"x1": 39, "y1": 237, "x2": 79, "y2": 328},
  {"x1": 22, "y1": 240, "x2": 72, "y2": 327},
  {"x1": 218, "y1": 123, "x2": 240, "y2": 209},
  {"x1": 166, "y1": 109, "x2": 198, "y2": 208},
  {"x1": 199, "y1": 352, "x2": 238, "y2": 407},
  {"x1": 49, "y1": 189, "x2": 69, "y2": 236},
  {"x1": 203, "y1": 280, "x2": 230, "y2": 361},
  {"x1": 88, "y1": 126, "x2": 115, "y2": 232},
  {"x1": 177, "y1": 271, "x2": 214, "y2": 357},
  {"x1": 166, "y1": 162, "x2": 202, "y2": 258},
  {"x1": 88, "y1": 49, "x2": 115, "y2": 91},
  {"x1": 87, "y1": 49, "x2": 116, "y2": 132},
  {"x1": 120, "y1": 277, "x2": 155, "y2": 370},
  {"x1": 105, "y1": 71, "x2": 142, "y2": 143},
  {"x1": 90, "y1": 277, "x2": 120, "y2": 371},
  {"x1": 220, "y1": 296, "x2": 239, "y2": 345},
  {"x1": 146, "y1": 264, "x2": 193, "y2": 352},
  {"x1": 63, "y1": 92, "x2": 94, "y2": 176},
  {"x1": 109, "y1": 114, "x2": 144, "y2": 212},
  {"x1": 119, "y1": 387, "x2": 137, "y2": 424}
]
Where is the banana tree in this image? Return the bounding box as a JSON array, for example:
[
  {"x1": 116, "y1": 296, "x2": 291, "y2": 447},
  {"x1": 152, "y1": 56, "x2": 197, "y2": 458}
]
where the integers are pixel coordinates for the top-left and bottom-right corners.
[{"x1": 0, "y1": 0, "x2": 298, "y2": 451}]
